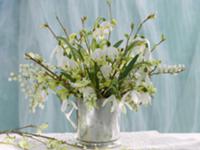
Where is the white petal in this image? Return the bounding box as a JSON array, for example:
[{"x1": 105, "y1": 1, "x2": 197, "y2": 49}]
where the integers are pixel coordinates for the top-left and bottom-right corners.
[
  {"x1": 63, "y1": 57, "x2": 77, "y2": 68},
  {"x1": 105, "y1": 47, "x2": 119, "y2": 60},
  {"x1": 91, "y1": 48, "x2": 103, "y2": 59},
  {"x1": 130, "y1": 91, "x2": 140, "y2": 104},
  {"x1": 138, "y1": 93, "x2": 152, "y2": 105},
  {"x1": 100, "y1": 64, "x2": 112, "y2": 79}
]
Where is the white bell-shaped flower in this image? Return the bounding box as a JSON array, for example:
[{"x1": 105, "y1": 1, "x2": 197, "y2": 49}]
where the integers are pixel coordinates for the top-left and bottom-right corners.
[
  {"x1": 91, "y1": 46, "x2": 119, "y2": 61},
  {"x1": 100, "y1": 64, "x2": 112, "y2": 79},
  {"x1": 130, "y1": 37, "x2": 152, "y2": 61}
]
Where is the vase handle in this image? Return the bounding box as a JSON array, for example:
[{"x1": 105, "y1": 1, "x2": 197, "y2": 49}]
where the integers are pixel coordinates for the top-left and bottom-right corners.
[{"x1": 61, "y1": 100, "x2": 78, "y2": 129}]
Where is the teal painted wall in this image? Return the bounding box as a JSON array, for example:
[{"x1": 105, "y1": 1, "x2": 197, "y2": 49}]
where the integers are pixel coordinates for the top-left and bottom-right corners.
[{"x1": 0, "y1": 0, "x2": 19, "y2": 130}]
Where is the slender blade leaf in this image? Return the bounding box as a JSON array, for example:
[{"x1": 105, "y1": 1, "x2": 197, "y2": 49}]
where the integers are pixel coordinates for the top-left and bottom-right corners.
[
  {"x1": 118, "y1": 54, "x2": 139, "y2": 80},
  {"x1": 94, "y1": 61, "x2": 99, "y2": 90},
  {"x1": 113, "y1": 40, "x2": 123, "y2": 48},
  {"x1": 85, "y1": 61, "x2": 99, "y2": 91}
]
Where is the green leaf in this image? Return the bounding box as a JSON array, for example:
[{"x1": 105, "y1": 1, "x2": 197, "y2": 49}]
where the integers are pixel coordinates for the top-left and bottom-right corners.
[
  {"x1": 91, "y1": 39, "x2": 97, "y2": 50},
  {"x1": 86, "y1": 61, "x2": 100, "y2": 92},
  {"x1": 130, "y1": 22, "x2": 134, "y2": 30},
  {"x1": 61, "y1": 70, "x2": 76, "y2": 82},
  {"x1": 161, "y1": 34, "x2": 166, "y2": 41},
  {"x1": 99, "y1": 39, "x2": 109, "y2": 49},
  {"x1": 118, "y1": 54, "x2": 139, "y2": 80},
  {"x1": 113, "y1": 40, "x2": 123, "y2": 48},
  {"x1": 48, "y1": 81, "x2": 58, "y2": 90},
  {"x1": 94, "y1": 61, "x2": 99, "y2": 90},
  {"x1": 124, "y1": 33, "x2": 129, "y2": 39}
]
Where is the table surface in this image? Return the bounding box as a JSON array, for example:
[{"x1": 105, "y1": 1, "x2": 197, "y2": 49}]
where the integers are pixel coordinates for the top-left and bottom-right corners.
[{"x1": 1, "y1": 131, "x2": 200, "y2": 150}]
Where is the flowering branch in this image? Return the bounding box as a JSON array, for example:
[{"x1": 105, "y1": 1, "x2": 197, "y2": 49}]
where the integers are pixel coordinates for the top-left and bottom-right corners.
[
  {"x1": 134, "y1": 13, "x2": 156, "y2": 39},
  {"x1": 25, "y1": 53, "x2": 59, "y2": 80},
  {"x1": 0, "y1": 124, "x2": 70, "y2": 150},
  {"x1": 107, "y1": 0, "x2": 113, "y2": 40},
  {"x1": 151, "y1": 34, "x2": 166, "y2": 52}
]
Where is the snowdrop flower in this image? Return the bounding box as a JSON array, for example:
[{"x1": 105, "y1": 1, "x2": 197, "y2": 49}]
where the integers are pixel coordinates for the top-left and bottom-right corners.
[
  {"x1": 130, "y1": 91, "x2": 151, "y2": 105},
  {"x1": 62, "y1": 57, "x2": 77, "y2": 69},
  {"x1": 93, "y1": 21, "x2": 113, "y2": 40},
  {"x1": 100, "y1": 64, "x2": 112, "y2": 79},
  {"x1": 130, "y1": 91, "x2": 140, "y2": 105},
  {"x1": 121, "y1": 90, "x2": 140, "y2": 105},
  {"x1": 143, "y1": 39, "x2": 151, "y2": 61},
  {"x1": 51, "y1": 45, "x2": 77, "y2": 68},
  {"x1": 93, "y1": 28, "x2": 106, "y2": 40},
  {"x1": 130, "y1": 37, "x2": 151, "y2": 61},
  {"x1": 106, "y1": 47, "x2": 119, "y2": 61},
  {"x1": 135, "y1": 70, "x2": 147, "y2": 83},
  {"x1": 135, "y1": 69, "x2": 153, "y2": 87},
  {"x1": 91, "y1": 46, "x2": 119, "y2": 61},
  {"x1": 137, "y1": 92, "x2": 152, "y2": 105},
  {"x1": 91, "y1": 48, "x2": 104, "y2": 60},
  {"x1": 122, "y1": 90, "x2": 151, "y2": 106},
  {"x1": 50, "y1": 45, "x2": 64, "y2": 66}
]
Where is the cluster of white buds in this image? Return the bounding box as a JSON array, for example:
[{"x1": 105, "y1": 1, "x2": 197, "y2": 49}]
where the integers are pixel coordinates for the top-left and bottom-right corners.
[
  {"x1": 157, "y1": 64, "x2": 185, "y2": 74},
  {"x1": 9, "y1": 63, "x2": 49, "y2": 112}
]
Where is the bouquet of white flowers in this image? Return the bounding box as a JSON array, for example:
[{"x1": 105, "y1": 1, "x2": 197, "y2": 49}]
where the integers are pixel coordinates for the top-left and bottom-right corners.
[{"x1": 9, "y1": 0, "x2": 185, "y2": 122}]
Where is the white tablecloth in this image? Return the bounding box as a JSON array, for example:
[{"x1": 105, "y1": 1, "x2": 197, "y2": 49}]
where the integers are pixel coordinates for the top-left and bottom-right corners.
[{"x1": 0, "y1": 131, "x2": 200, "y2": 150}]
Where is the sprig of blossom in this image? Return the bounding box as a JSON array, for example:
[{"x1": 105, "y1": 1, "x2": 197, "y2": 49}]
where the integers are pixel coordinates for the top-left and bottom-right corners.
[
  {"x1": 9, "y1": 63, "x2": 50, "y2": 112},
  {"x1": 154, "y1": 64, "x2": 185, "y2": 75},
  {"x1": 0, "y1": 124, "x2": 68, "y2": 150}
]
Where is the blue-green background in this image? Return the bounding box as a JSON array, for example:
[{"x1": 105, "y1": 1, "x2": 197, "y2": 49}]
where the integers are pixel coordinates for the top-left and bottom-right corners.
[{"x1": 0, "y1": 0, "x2": 199, "y2": 132}]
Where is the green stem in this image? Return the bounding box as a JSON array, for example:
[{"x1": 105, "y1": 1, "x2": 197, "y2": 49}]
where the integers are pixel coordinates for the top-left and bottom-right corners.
[
  {"x1": 25, "y1": 53, "x2": 75, "y2": 93},
  {"x1": 133, "y1": 14, "x2": 155, "y2": 39},
  {"x1": 25, "y1": 53, "x2": 59, "y2": 80},
  {"x1": 124, "y1": 28, "x2": 134, "y2": 55},
  {"x1": 45, "y1": 24, "x2": 57, "y2": 39},
  {"x1": 56, "y1": 16, "x2": 69, "y2": 38},
  {"x1": 84, "y1": 36, "x2": 91, "y2": 54},
  {"x1": 151, "y1": 38, "x2": 166, "y2": 52},
  {"x1": 0, "y1": 125, "x2": 36, "y2": 134},
  {"x1": 107, "y1": 2, "x2": 112, "y2": 40}
]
